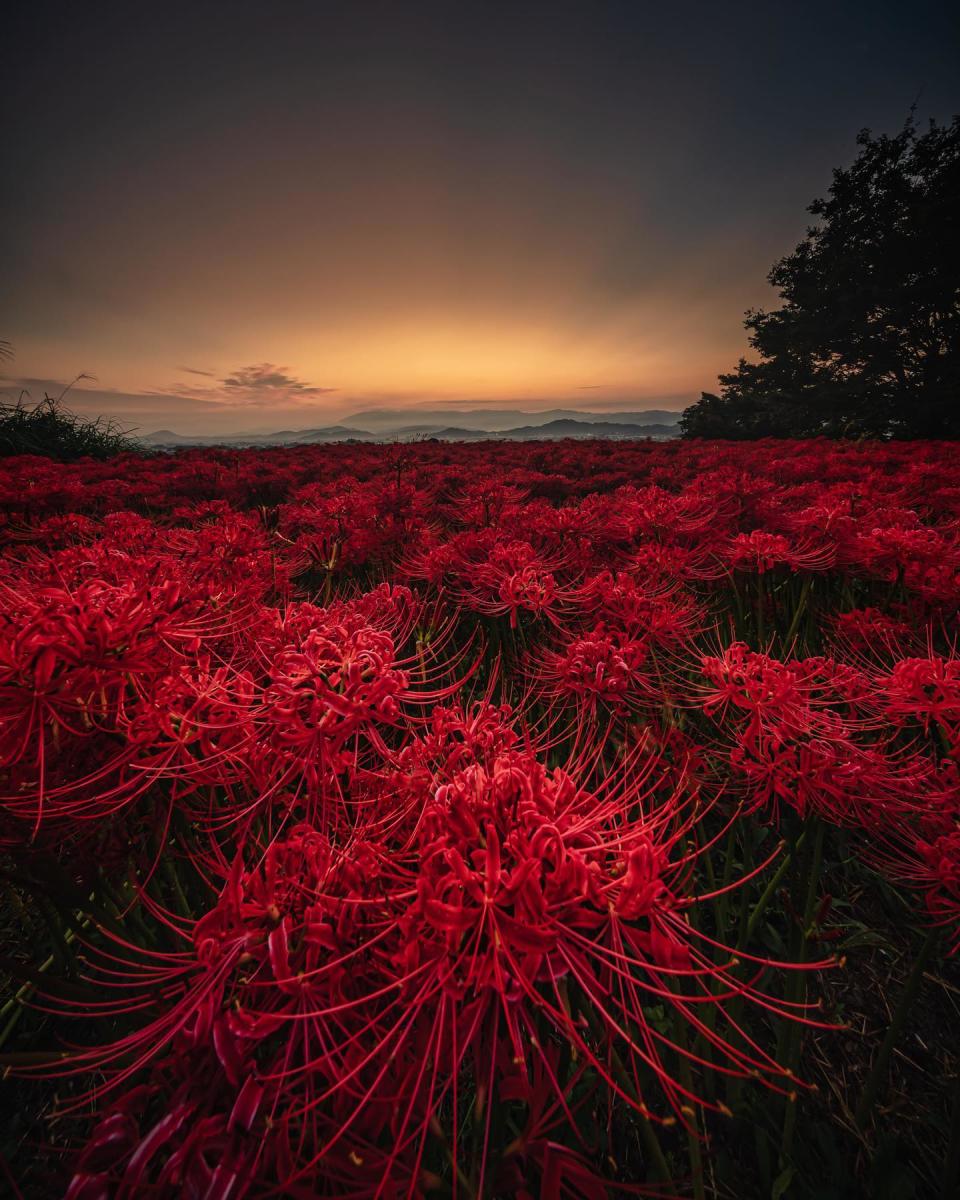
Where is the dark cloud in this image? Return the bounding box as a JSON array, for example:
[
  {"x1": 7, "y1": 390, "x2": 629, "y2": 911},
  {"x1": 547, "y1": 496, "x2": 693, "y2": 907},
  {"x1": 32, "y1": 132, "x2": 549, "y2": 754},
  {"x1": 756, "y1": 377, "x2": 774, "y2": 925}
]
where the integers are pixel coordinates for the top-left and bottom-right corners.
[
  {"x1": 156, "y1": 363, "x2": 340, "y2": 411},
  {"x1": 177, "y1": 364, "x2": 216, "y2": 377},
  {"x1": 220, "y1": 363, "x2": 337, "y2": 400}
]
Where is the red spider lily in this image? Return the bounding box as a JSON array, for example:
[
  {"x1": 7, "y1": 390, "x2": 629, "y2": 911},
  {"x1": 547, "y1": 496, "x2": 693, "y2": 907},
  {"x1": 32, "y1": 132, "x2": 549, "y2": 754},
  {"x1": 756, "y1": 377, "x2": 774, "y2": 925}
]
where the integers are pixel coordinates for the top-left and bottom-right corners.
[
  {"x1": 434, "y1": 537, "x2": 578, "y2": 629},
  {"x1": 576, "y1": 570, "x2": 701, "y2": 644},
  {"x1": 866, "y1": 769, "x2": 960, "y2": 955},
  {"x1": 0, "y1": 580, "x2": 186, "y2": 833},
  {"x1": 29, "y1": 825, "x2": 416, "y2": 1186},
  {"x1": 723, "y1": 530, "x2": 836, "y2": 575},
  {"x1": 18, "y1": 742, "x2": 832, "y2": 1196},
  {"x1": 441, "y1": 478, "x2": 531, "y2": 528},
  {"x1": 4, "y1": 436, "x2": 960, "y2": 1198},
  {"x1": 696, "y1": 643, "x2": 917, "y2": 825},
  {"x1": 260, "y1": 619, "x2": 407, "y2": 774},
  {"x1": 397, "y1": 746, "x2": 832, "y2": 1146},
  {"x1": 916, "y1": 825, "x2": 960, "y2": 953},
  {"x1": 529, "y1": 625, "x2": 655, "y2": 718},
  {"x1": 878, "y1": 653, "x2": 960, "y2": 754},
  {"x1": 248, "y1": 593, "x2": 476, "y2": 812},
  {"x1": 830, "y1": 606, "x2": 919, "y2": 654}
]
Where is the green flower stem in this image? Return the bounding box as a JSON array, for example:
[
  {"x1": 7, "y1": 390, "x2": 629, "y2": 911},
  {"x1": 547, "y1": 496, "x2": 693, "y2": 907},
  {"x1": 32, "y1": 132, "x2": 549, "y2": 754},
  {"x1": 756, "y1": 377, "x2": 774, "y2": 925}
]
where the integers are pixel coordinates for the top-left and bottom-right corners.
[
  {"x1": 741, "y1": 832, "x2": 805, "y2": 949},
  {"x1": 783, "y1": 573, "x2": 814, "y2": 648},
  {"x1": 855, "y1": 924, "x2": 940, "y2": 1131},
  {"x1": 579, "y1": 1002, "x2": 672, "y2": 1183},
  {"x1": 779, "y1": 819, "x2": 825, "y2": 1169}
]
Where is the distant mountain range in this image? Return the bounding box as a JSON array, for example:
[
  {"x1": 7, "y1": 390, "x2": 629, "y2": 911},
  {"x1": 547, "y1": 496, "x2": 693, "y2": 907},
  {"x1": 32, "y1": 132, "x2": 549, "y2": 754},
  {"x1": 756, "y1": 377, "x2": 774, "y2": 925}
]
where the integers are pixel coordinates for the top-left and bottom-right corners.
[
  {"x1": 139, "y1": 408, "x2": 683, "y2": 447},
  {"x1": 343, "y1": 407, "x2": 684, "y2": 434},
  {"x1": 422, "y1": 419, "x2": 680, "y2": 442},
  {"x1": 141, "y1": 426, "x2": 373, "y2": 447}
]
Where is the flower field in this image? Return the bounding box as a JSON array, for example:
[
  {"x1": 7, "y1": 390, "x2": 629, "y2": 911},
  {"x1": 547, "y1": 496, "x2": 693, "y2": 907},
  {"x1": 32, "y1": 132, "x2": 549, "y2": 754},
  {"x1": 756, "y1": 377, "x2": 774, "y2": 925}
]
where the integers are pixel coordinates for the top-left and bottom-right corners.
[{"x1": 1, "y1": 437, "x2": 958, "y2": 1199}]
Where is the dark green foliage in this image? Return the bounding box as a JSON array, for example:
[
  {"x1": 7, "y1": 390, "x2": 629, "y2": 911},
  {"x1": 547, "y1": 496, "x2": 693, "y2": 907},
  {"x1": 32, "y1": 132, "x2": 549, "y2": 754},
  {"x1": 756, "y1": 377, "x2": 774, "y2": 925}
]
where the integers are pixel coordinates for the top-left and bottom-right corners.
[
  {"x1": 682, "y1": 116, "x2": 960, "y2": 439},
  {"x1": 0, "y1": 394, "x2": 134, "y2": 461}
]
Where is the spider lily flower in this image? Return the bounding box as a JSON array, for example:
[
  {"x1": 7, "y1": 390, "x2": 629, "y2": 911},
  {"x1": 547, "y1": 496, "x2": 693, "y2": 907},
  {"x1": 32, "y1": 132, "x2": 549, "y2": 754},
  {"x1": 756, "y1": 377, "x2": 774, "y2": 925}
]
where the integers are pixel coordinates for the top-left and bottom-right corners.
[
  {"x1": 528, "y1": 626, "x2": 655, "y2": 721},
  {"x1": 723, "y1": 530, "x2": 836, "y2": 575},
  {"x1": 3, "y1": 436, "x2": 958, "y2": 1197},
  {"x1": 878, "y1": 654, "x2": 960, "y2": 754}
]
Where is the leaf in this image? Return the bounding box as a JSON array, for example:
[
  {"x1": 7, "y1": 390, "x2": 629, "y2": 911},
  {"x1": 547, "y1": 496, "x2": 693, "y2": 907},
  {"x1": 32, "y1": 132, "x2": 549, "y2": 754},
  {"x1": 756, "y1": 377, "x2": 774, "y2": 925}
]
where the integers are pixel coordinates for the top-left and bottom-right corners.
[
  {"x1": 839, "y1": 928, "x2": 896, "y2": 953},
  {"x1": 771, "y1": 1164, "x2": 795, "y2": 1200}
]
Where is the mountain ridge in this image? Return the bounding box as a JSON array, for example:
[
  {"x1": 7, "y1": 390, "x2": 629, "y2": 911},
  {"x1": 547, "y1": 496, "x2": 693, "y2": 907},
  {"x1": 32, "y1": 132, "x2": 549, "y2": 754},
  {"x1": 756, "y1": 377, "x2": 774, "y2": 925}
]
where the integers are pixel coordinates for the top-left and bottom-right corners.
[
  {"x1": 139, "y1": 409, "x2": 683, "y2": 447},
  {"x1": 342, "y1": 406, "x2": 683, "y2": 433}
]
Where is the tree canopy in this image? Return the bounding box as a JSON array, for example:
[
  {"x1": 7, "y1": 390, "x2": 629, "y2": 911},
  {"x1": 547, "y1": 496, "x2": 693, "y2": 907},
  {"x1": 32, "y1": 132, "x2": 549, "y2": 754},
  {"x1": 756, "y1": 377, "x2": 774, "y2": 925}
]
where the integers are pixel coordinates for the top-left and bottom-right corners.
[{"x1": 681, "y1": 116, "x2": 960, "y2": 439}]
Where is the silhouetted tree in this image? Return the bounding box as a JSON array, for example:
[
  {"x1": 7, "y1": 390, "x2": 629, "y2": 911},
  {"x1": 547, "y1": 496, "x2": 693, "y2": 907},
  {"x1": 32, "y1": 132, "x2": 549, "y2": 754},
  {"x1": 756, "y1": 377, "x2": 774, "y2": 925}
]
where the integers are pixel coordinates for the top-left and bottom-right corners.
[{"x1": 682, "y1": 115, "x2": 960, "y2": 439}]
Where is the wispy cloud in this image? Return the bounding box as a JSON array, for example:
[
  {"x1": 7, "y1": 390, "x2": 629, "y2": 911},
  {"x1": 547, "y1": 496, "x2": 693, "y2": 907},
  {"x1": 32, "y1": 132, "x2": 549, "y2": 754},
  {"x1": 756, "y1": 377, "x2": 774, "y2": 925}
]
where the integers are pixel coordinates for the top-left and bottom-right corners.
[
  {"x1": 220, "y1": 363, "x2": 336, "y2": 401},
  {"x1": 163, "y1": 362, "x2": 338, "y2": 408}
]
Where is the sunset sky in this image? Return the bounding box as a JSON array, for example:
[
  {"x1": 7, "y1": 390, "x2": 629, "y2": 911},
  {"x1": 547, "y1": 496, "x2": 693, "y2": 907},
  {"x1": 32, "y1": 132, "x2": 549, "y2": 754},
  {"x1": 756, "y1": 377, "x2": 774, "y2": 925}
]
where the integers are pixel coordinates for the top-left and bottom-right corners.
[{"x1": 3, "y1": 1, "x2": 958, "y2": 434}]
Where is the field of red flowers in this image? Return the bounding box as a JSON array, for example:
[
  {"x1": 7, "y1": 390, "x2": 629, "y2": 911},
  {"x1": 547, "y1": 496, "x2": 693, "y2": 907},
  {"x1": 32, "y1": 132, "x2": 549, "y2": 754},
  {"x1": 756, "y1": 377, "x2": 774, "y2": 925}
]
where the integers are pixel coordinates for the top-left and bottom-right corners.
[{"x1": 1, "y1": 438, "x2": 958, "y2": 1199}]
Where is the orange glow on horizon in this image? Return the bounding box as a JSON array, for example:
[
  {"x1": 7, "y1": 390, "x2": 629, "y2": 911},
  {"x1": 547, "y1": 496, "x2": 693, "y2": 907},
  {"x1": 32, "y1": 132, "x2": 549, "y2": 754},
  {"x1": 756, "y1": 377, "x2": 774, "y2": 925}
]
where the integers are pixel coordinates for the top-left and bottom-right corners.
[{"x1": 5, "y1": 303, "x2": 740, "y2": 432}]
